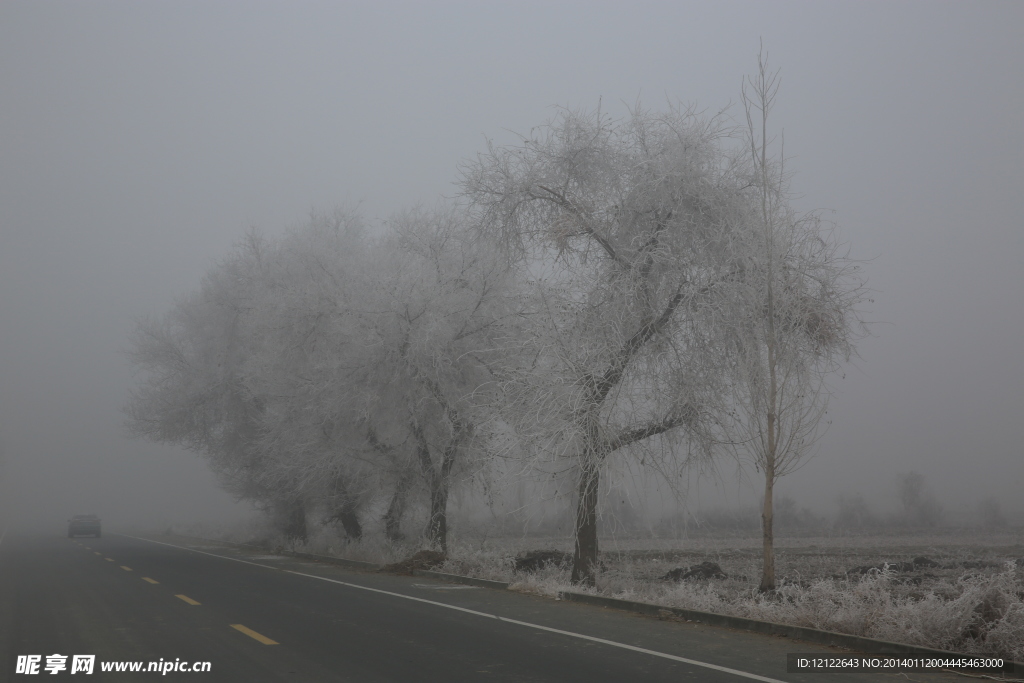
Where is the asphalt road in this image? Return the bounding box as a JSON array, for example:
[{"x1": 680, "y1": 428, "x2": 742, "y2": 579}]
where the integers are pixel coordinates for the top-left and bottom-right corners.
[{"x1": 0, "y1": 530, "x2": 964, "y2": 682}]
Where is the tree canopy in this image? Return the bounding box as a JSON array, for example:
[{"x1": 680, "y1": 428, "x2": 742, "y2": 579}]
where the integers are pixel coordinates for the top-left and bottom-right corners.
[{"x1": 127, "y1": 78, "x2": 864, "y2": 584}]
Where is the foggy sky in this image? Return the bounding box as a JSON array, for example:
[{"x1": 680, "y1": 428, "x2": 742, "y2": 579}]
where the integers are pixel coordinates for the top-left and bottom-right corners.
[{"x1": 1, "y1": 1, "x2": 1021, "y2": 530}]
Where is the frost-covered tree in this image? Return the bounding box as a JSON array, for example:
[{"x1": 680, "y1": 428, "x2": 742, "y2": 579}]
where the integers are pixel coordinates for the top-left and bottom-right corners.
[
  {"x1": 125, "y1": 232, "x2": 312, "y2": 539},
  {"x1": 126, "y1": 204, "x2": 516, "y2": 549},
  {"x1": 237, "y1": 210, "x2": 380, "y2": 540},
  {"x1": 355, "y1": 206, "x2": 518, "y2": 551},
  {"x1": 976, "y1": 497, "x2": 1006, "y2": 529},
  {"x1": 896, "y1": 471, "x2": 942, "y2": 527},
  {"x1": 461, "y1": 105, "x2": 745, "y2": 585},
  {"x1": 729, "y1": 50, "x2": 866, "y2": 591}
]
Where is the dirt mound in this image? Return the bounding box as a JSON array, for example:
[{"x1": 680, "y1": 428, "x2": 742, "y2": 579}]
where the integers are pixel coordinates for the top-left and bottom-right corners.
[
  {"x1": 848, "y1": 556, "x2": 939, "y2": 574},
  {"x1": 380, "y1": 550, "x2": 446, "y2": 575},
  {"x1": 661, "y1": 561, "x2": 727, "y2": 582},
  {"x1": 958, "y1": 560, "x2": 1001, "y2": 570},
  {"x1": 892, "y1": 573, "x2": 937, "y2": 586},
  {"x1": 514, "y1": 550, "x2": 572, "y2": 572}
]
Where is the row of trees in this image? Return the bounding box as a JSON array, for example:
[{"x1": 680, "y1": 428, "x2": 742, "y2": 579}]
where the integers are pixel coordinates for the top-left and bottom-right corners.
[
  {"x1": 127, "y1": 207, "x2": 514, "y2": 548},
  {"x1": 126, "y1": 56, "x2": 865, "y2": 588}
]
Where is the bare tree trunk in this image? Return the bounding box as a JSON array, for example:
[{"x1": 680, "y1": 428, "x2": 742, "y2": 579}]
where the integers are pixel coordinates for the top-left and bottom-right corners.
[
  {"x1": 334, "y1": 504, "x2": 362, "y2": 540},
  {"x1": 571, "y1": 456, "x2": 600, "y2": 587},
  {"x1": 426, "y1": 480, "x2": 449, "y2": 554},
  {"x1": 277, "y1": 499, "x2": 307, "y2": 542},
  {"x1": 760, "y1": 468, "x2": 775, "y2": 592},
  {"x1": 428, "y1": 440, "x2": 459, "y2": 554},
  {"x1": 325, "y1": 473, "x2": 362, "y2": 540},
  {"x1": 760, "y1": 284, "x2": 778, "y2": 592},
  {"x1": 412, "y1": 420, "x2": 457, "y2": 554},
  {"x1": 384, "y1": 472, "x2": 412, "y2": 542},
  {"x1": 365, "y1": 424, "x2": 410, "y2": 542}
]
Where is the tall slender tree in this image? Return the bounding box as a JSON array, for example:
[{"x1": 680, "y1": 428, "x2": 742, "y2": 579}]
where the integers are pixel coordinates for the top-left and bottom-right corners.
[{"x1": 732, "y1": 49, "x2": 867, "y2": 591}]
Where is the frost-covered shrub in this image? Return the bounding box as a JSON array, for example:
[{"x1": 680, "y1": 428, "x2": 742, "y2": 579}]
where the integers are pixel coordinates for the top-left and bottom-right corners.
[{"x1": 647, "y1": 563, "x2": 1024, "y2": 661}]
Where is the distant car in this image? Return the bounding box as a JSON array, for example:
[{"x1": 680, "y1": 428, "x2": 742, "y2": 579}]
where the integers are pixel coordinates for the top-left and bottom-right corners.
[{"x1": 68, "y1": 514, "x2": 101, "y2": 538}]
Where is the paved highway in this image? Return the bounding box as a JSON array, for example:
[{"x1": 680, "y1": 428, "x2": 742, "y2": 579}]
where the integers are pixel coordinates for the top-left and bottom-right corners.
[{"x1": 0, "y1": 530, "x2": 962, "y2": 681}]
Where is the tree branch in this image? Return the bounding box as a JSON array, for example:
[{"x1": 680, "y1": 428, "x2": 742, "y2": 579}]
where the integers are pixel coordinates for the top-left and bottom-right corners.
[
  {"x1": 535, "y1": 184, "x2": 627, "y2": 268},
  {"x1": 587, "y1": 281, "x2": 688, "y2": 408},
  {"x1": 410, "y1": 419, "x2": 437, "y2": 486},
  {"x1": 604, "y1": 406, "x2": 695, "y2": 453}
]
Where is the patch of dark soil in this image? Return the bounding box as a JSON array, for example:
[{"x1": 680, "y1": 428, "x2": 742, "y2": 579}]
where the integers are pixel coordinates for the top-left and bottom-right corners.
[
  {"x1": 848, "y1": 564, "x2": 885, "y2": 575},
  {"x1": 661, "y1": 561, "x2": 728, "y2": 582},
  {"x1": 893, "y1": 573, "x2": 937, "y2": 585},
  {"x1": 958, "y1": 560, "x2": 1001, "y2": 570},
  {"x1": 848, "y1": 556, "x2": 939, "y2": 574},
  {"x1": 380, "y1": 550, "x2": 446, "y2": 575},
  {"x1": 513, "y1": 550, "x2": 571, "y2": 572}
]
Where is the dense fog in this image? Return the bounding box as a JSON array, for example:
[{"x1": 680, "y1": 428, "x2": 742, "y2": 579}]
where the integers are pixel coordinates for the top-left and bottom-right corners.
[{"x1": 1, "y1": 2, "x2": 1021, "y2": 536}]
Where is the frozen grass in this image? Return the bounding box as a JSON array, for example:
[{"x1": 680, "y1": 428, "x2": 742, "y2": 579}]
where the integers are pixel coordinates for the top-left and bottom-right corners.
[
  {"x1": 438, "y1": 533, "x2": 1024, "y2": 661},
  {"x1": 602, "y1": 558, "x2": 1024, "y2": 661},
  {"x1": 176, "y1": 521, "x2": 1024, "y2": 661}
]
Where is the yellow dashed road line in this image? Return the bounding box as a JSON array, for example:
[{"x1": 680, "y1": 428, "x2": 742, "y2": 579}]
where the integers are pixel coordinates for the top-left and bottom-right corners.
[
  {"x1": 94, "y1": 551, "x2": 101, "y2": 555},
  {"x1": 121, "y1": 566, "x2": 132, "y2": 571},
  {"x1": 105, "y1": 558, "x2": 114, "y2": 562},
  {"x1": 175, "y1": 594, "x2": 201, "y2": 606},
  {"x1": 230, "y1": 624, "x2": 278, "y2": 645},
  {"x1": 142, "y1": 577, "x2": 159, "y2": 584}
]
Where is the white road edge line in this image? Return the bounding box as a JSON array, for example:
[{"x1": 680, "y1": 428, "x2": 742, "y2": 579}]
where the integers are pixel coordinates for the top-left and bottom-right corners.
[{"x1": 120, "y1": 534, "x2": 787, "y2": 683}]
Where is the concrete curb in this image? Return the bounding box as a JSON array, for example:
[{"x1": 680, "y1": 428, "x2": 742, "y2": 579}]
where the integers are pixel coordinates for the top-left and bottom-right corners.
[
  {"x1": 412, "y1": 569, "x2": 510, "y2": 589},
  {"x1": 557, "y1": 590, "x2": 1023, "y2": 668}
]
